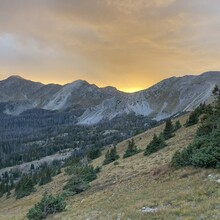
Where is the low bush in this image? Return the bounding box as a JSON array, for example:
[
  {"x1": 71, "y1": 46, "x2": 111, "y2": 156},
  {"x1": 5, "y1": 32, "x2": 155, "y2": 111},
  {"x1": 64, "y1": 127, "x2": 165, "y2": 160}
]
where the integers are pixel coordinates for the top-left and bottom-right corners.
[{"x1": 27, "y1": 193, "x2": 66, "y2": 220}]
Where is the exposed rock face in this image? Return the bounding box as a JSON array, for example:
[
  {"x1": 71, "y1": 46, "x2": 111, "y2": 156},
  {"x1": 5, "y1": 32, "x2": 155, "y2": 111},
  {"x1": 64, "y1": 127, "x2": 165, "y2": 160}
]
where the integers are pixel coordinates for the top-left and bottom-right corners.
[{"x1": 0, "y1": 71, "x2": 220, "y2": 124}]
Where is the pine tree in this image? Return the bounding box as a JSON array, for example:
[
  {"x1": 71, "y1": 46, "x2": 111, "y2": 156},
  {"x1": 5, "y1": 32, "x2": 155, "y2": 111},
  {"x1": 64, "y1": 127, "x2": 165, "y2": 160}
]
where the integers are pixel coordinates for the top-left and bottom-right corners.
[
  {"x1": 30, "y1": 164, "x2": 35, "y2": 170},
  {"x1": 185, "y1": 103, "x2": 207, "y2": 127},
  {"x1": 185, "y1": 111, "x2": 199, "y2": 127},
  {"x1": 163, "y1": 119, "x2": 175, "y2": 140},
  {"x1": 87, "y1": 147, "x2": 101, "y2": 160},
  {"x1": 144, "y1": 133, "x2": 167, "y2": 156},
  {"x1": 174, "y1": 120, "x2": 182, "y2": 131},
  {"x1": 38, "y1": 166, "x2": 53, "y2": 186},
  {"x1": 0, "y1": 181, "x2": 6, "y2": 197},
  {"x1": 123, "y1": 138, "x2": 140, "y2": 158},
  {"x1": 103, "y1": 146, "x2": 119, "y2": 165},
  {"x1": 15, "y1": 175, "x2": 35, "y2": 199}
]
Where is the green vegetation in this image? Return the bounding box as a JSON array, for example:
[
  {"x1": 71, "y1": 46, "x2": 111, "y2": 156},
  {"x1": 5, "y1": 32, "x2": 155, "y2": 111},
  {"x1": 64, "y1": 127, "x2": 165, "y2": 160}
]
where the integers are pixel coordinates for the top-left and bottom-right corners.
[
  {"x1": 174, "y1": 120, "x2": 182, "y2": 131},
  {"x1": 87, "y1": 147, "x2": 102, "y2": 160},
  {"x1": 27, "y1": 193, "x2": 66, "y2": 220},
  {"x1": 103, "y1": 146, "x2": 119, "y2": 165},
  {"x1": 144, "y1": 133, "x2": 167, "y2": 156},
  {"x1": 15, "y1": 175, "x2": 35, "y2": 199},
  {"x1": 0, "y1": 181, "x2": 10, "y2": 198},
  {"x1": 123, "y1": 138, "x2": 140, "y2": 158},
  {"x1": 163, "y1": 119, "x2": 175, "y2": 140},
  {"x1": 185, "y1": 103, "x2": 208, "y2": 127},
  {"x1": 0, "y1": 162, "x2": 61, "y2": 199},
  {"x1": 172, "y1": 86, "x2": 220, "y2": 168},
  {"x1": 35, "y1": 163, "x2": 54, "y2": 186},
  {"x1": 64, "y1": 160, "x2": 99, "y2": 195}
]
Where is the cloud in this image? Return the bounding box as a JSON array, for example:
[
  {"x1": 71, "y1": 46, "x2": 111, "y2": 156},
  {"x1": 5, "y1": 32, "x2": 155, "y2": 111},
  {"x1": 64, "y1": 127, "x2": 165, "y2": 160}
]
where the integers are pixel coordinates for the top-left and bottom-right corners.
[{"x1": 0, "y1": 0, "x2": 220, "y2": 90}]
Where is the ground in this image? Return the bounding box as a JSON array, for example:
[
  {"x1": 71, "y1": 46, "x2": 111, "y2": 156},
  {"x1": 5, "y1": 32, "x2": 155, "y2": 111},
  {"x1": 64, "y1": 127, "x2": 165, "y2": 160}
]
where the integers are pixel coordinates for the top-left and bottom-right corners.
[{"x1": 1, "y1": 114, "x2": 220, "y2": 220}]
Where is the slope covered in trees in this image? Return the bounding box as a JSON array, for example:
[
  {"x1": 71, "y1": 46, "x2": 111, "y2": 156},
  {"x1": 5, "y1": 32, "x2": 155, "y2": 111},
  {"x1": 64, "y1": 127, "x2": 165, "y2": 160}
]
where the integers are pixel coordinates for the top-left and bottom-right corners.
[
  {"x1": 172, "y1": 87, "x2": 220, "y2": 168},
  {"x1": 0, "y1": 110, "x2": 156, "y2": 169}
]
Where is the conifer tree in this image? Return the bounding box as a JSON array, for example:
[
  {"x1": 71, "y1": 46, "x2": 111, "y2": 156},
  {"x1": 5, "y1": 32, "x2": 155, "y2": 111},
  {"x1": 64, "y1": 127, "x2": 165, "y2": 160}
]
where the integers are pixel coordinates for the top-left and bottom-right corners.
[
  {"x1": 163, "y1": 119, "x2": 175, "y2": 140},
  {"x1": 0, "y1": 181, "x2": 5, "y2": 197},
  {"x1": 87, "y1": 147, "x2": 101, "y2": 160},
  {"x1": 174, "y1": 120, "x2": 182, "y2": 131},
  {"x1": 15, "y1": 175, "x2": 35, "y2": 199},
  {"x1": 123, "y1": 138, "x2": 140, "y2": 158},
  {"x1": 103, "y1": 145, "x2": 119, "y2": 165},
  {"x1": 144, "y1": 133, "x2": 167, "y2": 156},
  {"x1": 185, "y1": 111, "x2": 199, "y2": 127}
]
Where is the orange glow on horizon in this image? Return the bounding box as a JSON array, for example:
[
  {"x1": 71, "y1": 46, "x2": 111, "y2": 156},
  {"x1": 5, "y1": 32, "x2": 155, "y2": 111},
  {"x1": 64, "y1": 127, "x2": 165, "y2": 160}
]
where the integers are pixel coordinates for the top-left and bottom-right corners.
[
  {"x1": 121, "y1": 87, "x2": 146, "y2": 93},
  {"x1": 1, "y1": 1, "x2": 220, "y2": 91}
]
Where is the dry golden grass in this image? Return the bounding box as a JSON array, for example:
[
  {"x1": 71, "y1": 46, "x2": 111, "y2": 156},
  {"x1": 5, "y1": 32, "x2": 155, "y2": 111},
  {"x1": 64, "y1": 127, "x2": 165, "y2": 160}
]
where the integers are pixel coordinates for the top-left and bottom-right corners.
[
  {"x1": 0, "y1": 172, "x2": 68, "y2": 220},
  {"x1": 1, "y1": 114, "x2": 220, "y2": 220}
]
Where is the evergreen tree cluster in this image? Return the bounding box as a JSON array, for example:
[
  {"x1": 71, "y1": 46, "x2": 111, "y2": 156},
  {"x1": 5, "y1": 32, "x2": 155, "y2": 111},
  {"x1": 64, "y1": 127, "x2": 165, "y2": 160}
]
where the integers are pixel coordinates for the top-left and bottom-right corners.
[
  {"x1": 123, "y1": 138, "x2": 140, "y2": 158},
  {"x1": 103, "y1": 146, "x2": 119, "y2": 165},
  {"x1": 185, "y1": 103, "x2": 208, "y2": 127},
  {"x1": 15, "y1": 175, "x2": 35, "y2": 199},
  {"x1": 0, "y1": 170, "x2": 18, "y2": 198},
  {"x1": 172, "y1": 86, "x2": 220, "y2": 169},
  {"x1": 27, "y1": 152, "x2": 101, "y2": 219},
  {"x1": 35, "y1": 163, "x2": 55, "y2": 186},
  {"x1": 144, "y1": 119, "x2": 181, "y2": 156},
  {"x1": 0, "y1": 110, "x2": 157, "y2": 170},
  {"x1": 144, "y1": 134, "x2": 167, "y2": 156},
  {"x1": 0, "y1": 162, "x2": 61, "y2": 199},
  {"x1": 87, "y1": 147, "x2": 102, "y2": 160}
]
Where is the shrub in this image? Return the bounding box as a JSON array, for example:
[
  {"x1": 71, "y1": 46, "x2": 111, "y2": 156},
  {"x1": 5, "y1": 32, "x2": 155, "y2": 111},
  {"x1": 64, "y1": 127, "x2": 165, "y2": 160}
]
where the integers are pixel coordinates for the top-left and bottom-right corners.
[
  {"x1": 171, "y1": 135, "x2": 220, "y2": 168},
  {"x1": 27, "y1": 193, "x2": 66, "y2": 220},
  {"x1": 114, "y1": 161, "x2": 119, "y2": 166},
  {"x1": 64, "y1": 175, "x2": 89, "y2": 195},
  {"x1": 64, "y1": 163, "x2": 98, "y2": 194}
]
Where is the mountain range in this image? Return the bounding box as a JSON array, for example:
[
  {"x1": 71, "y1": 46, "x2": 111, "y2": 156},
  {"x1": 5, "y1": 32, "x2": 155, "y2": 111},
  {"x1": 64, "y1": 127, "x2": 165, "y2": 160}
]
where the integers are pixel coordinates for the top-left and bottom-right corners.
[{"x1": 0, "y1": 71, "x2": 220, "y2": 125}]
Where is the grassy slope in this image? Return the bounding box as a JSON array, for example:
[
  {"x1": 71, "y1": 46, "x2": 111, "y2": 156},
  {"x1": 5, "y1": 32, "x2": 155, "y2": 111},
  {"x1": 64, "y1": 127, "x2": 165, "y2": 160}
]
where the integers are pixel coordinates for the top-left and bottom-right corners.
[{"x1": 1, "y1": 114, "x2": 220, "y2": 220}]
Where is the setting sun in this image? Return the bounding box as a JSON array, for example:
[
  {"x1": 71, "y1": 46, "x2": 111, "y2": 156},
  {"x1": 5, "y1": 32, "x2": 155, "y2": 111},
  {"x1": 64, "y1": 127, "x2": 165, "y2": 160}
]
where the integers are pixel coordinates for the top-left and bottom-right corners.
[{"x1": 122, "y1": 87, "x2": 146, "y2": 93}]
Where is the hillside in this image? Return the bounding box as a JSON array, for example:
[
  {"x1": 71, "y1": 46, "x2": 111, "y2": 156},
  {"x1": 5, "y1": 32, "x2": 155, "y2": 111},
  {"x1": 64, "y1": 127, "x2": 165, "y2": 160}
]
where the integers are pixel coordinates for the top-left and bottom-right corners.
[{"x1": 1, "y1": 114, "x2": 220, "y2": 220}]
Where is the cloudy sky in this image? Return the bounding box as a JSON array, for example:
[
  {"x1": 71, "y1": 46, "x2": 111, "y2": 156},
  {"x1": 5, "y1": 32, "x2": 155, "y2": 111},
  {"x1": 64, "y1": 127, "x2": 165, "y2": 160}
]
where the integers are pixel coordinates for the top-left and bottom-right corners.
[{"x1": 0, "y1": 0, "x2": 220, "y2": 91}]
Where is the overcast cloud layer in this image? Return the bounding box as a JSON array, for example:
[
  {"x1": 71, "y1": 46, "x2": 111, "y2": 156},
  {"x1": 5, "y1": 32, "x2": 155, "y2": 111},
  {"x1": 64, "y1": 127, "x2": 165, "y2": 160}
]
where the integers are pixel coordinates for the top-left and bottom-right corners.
[{"x1": 0, "y1": 0, "x2": 220, "y2": 91}]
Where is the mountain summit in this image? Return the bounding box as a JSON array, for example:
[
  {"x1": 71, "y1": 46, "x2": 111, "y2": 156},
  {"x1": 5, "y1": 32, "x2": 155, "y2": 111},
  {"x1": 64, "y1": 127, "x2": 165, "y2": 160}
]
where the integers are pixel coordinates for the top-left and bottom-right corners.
[{"x1": 0, "y1": 71, "x2": 220, "y2": 124}]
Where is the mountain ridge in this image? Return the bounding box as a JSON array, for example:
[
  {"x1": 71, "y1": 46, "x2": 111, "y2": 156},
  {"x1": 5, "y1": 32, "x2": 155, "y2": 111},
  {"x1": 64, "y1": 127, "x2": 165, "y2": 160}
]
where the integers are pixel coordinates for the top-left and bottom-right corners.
[{"x1": 0, "y1": 71, "x2": 220, "y2": 124}]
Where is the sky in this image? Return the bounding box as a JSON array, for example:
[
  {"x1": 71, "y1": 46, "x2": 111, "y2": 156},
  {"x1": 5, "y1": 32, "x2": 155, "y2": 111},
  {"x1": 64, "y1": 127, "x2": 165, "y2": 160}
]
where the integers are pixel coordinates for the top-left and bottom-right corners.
[{"x1": 0, "y1": 0, "x2": 220, "y2": 92}]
